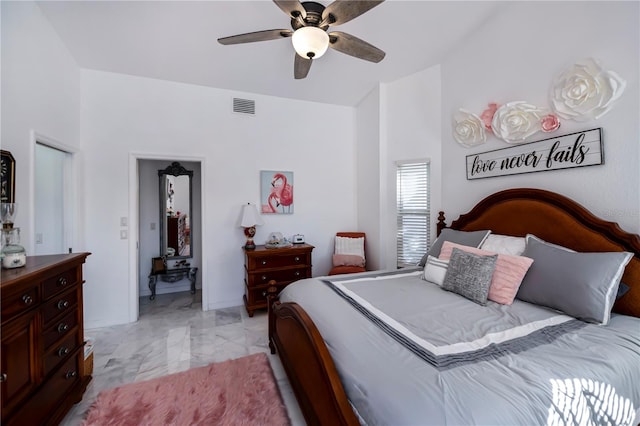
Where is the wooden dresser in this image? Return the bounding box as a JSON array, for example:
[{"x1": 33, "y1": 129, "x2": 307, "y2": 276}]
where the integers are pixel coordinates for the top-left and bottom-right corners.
[
  {"x1": 1, "y1": 253, "x2": 91, "y2": 425},
  {"x1": 243, "y1": 244, "x2": 313, "y2": 316}
]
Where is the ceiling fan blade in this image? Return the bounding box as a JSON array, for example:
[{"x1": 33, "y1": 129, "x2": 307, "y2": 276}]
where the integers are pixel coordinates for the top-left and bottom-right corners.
[
  {"x1": 328, "y1": 31, "x2": 385, "y2": 63},
  {"x1": 273, "y1": 0, "x2": 307, "y2": 20},
  {"x1": 218, "y1": 29, "x2": 293, "y2": 45},
  {"x1": 322, "y1": 0, "x2": 384, "y2": 26},
  {"x1": 294, "y1": 54, "x2": 312, "y2": 79}
]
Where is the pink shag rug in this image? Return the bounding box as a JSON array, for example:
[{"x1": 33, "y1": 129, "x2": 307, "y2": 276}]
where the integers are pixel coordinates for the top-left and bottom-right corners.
[{"x1": 82, "y1": 352, "x2": 291, "y2": 425}]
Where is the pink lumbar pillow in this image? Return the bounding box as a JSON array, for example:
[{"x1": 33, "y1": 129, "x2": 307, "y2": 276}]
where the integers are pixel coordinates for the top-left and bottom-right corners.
[
  {"x1": 439, "y1": 241, "x2": 534, "y2": 305},
  {"x1": 332, "y1": 254, "x2": 365, "y2": 267}
]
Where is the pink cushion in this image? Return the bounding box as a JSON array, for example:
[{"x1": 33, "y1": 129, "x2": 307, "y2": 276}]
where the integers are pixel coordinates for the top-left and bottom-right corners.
[
  {"x1": 332, "y1": 254, "x2": 365, "y2": 267},
  {"x1": 439, "y1": 241, "x2": 534, "y2": 305}
]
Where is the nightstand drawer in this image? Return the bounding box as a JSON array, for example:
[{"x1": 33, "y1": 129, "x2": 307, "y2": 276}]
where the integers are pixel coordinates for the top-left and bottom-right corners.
[
  {"x1": 247, "y1": 253, "x2": 310, "y2": 271},
  {"x1": 246, "y1": 268, "x2": 308, "y2": 287}
]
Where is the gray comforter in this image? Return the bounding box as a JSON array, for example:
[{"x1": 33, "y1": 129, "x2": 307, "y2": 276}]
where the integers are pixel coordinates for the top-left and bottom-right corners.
[{"x1": 279, "y1": 269, "x2": 640, "y2": 425}]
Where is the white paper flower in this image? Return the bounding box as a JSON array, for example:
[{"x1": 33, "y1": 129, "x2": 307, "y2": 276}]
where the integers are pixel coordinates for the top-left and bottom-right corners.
[
  {"x1": 452, "y1": 109, "x2": 486, "y2": 148},
  {"x1": 550, "y1": 58, "x2": 626, "y2": 121},
  {"x1": 491, "y1": 101, "x2": 548, "y2": 144}
]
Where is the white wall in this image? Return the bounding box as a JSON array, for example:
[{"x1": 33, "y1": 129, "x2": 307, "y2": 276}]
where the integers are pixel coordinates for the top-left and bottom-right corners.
[
  {"x1": 380, "y1": 66, "x2": 442, "y2": 268},
  {"x1": 80, "y1": 70, "x2": 357, "y2": 327},
  {"x1": 440, "y1": 1, "x2": 639, "y2": 233},
  {"x1": 355, "y1": 87, "x2": 382, "y2": 270},
  {"x1": 1, "y1": 1, "x2": 82, "y2": 252}
]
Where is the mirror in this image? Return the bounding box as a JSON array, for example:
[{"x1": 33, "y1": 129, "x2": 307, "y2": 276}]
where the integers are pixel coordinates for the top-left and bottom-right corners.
[{"x1": 159, "y1": 162, "x2": 193, "y2": 259}]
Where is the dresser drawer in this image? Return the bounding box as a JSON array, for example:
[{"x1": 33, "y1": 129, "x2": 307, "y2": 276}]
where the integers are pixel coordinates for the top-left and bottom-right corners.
[
  {"x1": 43, "y1": 332, "x2": 80, "y2": 377},
  {"x1": 246, "y1": 267, "x2": 309, "y2": 287},
  {"x1": 43, "y1": 310, "x2": 78, "y2": 349},
  {"x1": 42, "y1": 269, "x2": 78, "y2": 300},
  {"x1": 42, "y1": 288, "x2": 78, "y2": 324},
  {"x1": 247, "y1": 253, "x2": 310, "y2": 271},
  {"x1": 1, "y1": 286, "x2": 39, "y2": 322}
]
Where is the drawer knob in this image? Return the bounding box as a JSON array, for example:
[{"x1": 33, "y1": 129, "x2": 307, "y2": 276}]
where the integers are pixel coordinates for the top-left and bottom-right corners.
[
  {"x1": 262, "y1": 290, "x2": 267, "y2": 297},
  {"x1": 57, "y1": 346, "x2": 70, "y2": 357},
  {"x1": 0, "y1": 373, "x2": 7, "y2": 382},
  {"x1": 295, "y1": 271, "x2": 300, "y2": 276},
  {"x1": 65, "y1": 371, "x2": 77, "y2": 379},
  {"x1": 294, "y1": 256, "x2": 300, "y2": 262},
  {"x1": 261, "y1": 260, "x2": 267, "y2": 265},
  {"x1": 57, "y1": 300, "x2": 70, "y2": 310},
  {"x1": 261, "y1": 275, "x2": 267, "y2": 281},
  {"x1": 58, "y1": 277, "x2": 68, "y2": 287},
  {"x1": 57, "y1": 323, "x2": 69, "y2": 333},
  {"x1": 22, "y1": 294, "x2": 33, "y2": 305}
]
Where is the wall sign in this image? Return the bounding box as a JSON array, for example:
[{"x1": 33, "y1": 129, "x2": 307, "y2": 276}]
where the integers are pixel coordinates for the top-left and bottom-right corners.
[{"x1": 466, "y1": 128, "x2": 603, "y2": 180}]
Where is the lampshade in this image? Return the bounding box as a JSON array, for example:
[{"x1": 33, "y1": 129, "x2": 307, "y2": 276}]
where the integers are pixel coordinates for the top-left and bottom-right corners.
[
  {"x1": 240, "y1": 203, "x2": 264, "y2": 228},
  {"x1": 292, "y1": 26, "x2": 329, "y2": 59}
]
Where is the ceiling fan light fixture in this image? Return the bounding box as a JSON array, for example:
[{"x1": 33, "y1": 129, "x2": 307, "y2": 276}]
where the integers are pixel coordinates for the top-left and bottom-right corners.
[{"x1": 292, "y1": 26, "x2": 329, "y2": 59}]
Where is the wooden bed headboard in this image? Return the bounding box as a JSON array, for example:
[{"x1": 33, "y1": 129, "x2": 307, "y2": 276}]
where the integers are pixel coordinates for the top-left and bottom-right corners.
[{"x1": 442, "y1": 188, "x2": 640, "y2": 318}]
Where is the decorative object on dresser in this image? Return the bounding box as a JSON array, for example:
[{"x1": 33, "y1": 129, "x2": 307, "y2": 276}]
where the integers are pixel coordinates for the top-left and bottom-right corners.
[
  {"x1": 1, "y1": 203, "x2": 26, "y2": 269},
  {"x1": 1, "y1": 252, "x2": 91, "y2": 426},
  {"x1": 239, "y1": 203, "x2": 264, "y2": 250},
  {"x1": 243, "y1": 243, "x2": 313, "y2": 317}
]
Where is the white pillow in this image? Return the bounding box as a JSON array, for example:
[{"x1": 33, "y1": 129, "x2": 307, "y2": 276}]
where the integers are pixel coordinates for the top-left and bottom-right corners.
[
  {"x1": 335, "y1": 236, "x2": 365, "y2": 259},
  {"x1": 422, "y1": 255, "x2": 449, "y2": 286},
  {"x1": 480, "y1": 234, "x2": 526, "y2": 256}
]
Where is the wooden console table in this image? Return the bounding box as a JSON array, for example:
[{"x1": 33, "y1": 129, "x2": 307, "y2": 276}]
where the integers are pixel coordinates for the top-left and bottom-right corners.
[{"x1": 148, "y1": 267, "x2": 198, "y2": 300}]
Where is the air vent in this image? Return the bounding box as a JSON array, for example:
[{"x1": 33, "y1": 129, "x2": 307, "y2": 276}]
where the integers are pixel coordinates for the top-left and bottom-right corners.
[{"x1": 233, "y1": 98, "x2": 255, "y2": 115}]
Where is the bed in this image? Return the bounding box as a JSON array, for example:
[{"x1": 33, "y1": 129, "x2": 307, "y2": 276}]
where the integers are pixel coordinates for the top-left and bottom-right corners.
[{"x1": 267, "y1": 188, "x2": 640, "y2": 425}]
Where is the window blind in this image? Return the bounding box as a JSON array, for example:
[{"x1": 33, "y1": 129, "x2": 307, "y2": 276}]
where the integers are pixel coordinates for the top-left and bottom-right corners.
[{"x1": 396, "y1": 161, "x2": 430, "y2": 268}]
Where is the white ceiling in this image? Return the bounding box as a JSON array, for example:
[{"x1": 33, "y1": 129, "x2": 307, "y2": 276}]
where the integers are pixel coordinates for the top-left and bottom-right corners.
[{"x1": 37, "y1": 0, "x2": 501, "y2": 106}]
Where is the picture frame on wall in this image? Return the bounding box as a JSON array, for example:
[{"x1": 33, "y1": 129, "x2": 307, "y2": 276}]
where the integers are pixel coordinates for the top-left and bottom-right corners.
[
  {"x1": 1, "y1": 150, "x2": 16, "y2": 204},
  {"x1": 260, "y1": 171, "x2": 294, "y2": 214}
]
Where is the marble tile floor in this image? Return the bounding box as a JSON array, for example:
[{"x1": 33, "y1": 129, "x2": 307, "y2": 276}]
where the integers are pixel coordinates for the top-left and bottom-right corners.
[{"x1": 61, "y1": 290, "x2": 305, "y2": 425}]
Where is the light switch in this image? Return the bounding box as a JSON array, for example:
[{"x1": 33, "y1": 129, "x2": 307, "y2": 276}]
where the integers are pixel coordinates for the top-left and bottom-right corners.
[
  {"x1": 150, "y1": 222, "x2": 156, "y2": 230},
  {"x1": 120, "y1": 230, "x2": 128, "y2": 239},
  {"x1": 36, "y1": 233, "x2": 43, "y2": 244},
  {"x1": 120, "y1": 217, "x2": 128, "y2": 227}
]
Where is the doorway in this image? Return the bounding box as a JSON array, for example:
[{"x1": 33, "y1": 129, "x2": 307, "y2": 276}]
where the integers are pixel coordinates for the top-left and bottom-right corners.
[
  {"x1": 136, "y1": 158, "x2": 204, "y2": 317},
  {"x1": 34, "y1": 142, "x2": 73, "y2": 255}
]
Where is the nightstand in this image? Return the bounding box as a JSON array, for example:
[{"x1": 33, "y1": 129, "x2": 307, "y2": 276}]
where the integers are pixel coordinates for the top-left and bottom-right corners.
[{"x1": 243, "y1": 244, "x2": 314, "y2": 316}]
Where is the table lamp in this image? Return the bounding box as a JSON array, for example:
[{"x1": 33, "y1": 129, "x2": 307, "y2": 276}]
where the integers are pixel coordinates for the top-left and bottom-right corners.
[{"x1": 240, "y1": 203, "x2": 263, "y2": 250}]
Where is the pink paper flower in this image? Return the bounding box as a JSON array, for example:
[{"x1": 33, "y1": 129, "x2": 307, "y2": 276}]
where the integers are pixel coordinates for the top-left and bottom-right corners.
[
  {"x1": 541, "y1": 114, "x2": 560, "y2": 132},
  {"x1": 480, "y1": 103, "x2": 499, "y2": 133}
]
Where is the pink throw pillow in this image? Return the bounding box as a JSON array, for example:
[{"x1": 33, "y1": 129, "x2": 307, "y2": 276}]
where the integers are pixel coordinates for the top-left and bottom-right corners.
[
  {"x1": 332, "y1": 254, "x2": 365, "y2": 267},
  {"x1": 439, "y1": 241, "x2": 534, "y2": 305}
]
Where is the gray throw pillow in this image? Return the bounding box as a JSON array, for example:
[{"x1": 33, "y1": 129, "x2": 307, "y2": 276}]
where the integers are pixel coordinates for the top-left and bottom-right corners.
[
  {"x1": 517, "y1": 235, "x2": 632, "y2": 324},
  {"x1": 442, "y1": 248, "x2": 497, "y2": 306},
  {"x1": 419, "y1": 228, "x2": 491, "y2": 266}
]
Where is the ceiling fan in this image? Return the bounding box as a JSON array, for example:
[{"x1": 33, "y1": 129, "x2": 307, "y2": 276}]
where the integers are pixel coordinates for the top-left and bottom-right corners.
[{"x1": 218, "y1": 0, "x2": 386, "y2": 79}]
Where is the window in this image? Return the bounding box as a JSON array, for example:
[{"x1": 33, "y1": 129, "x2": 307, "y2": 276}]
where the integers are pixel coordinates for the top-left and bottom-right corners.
[{"x1": 396, "y1": 160, "x2": 430, "y2": 268}]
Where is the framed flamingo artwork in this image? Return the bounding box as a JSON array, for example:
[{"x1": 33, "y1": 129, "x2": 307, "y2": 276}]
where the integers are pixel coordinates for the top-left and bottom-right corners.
[{"x1": 260, "y1": 171, "x2": 293, "y2": 214}]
